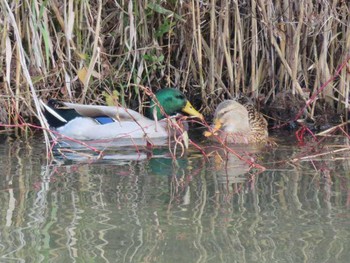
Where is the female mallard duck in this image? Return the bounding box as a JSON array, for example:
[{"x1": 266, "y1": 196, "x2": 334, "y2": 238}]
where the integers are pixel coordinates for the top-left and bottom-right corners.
[
  {"x1": 204, "y1": 99, "x2": 268, "y2": 144},
  {"x1": 41, "y1": 88, "x2": 203, "y2": 143}
]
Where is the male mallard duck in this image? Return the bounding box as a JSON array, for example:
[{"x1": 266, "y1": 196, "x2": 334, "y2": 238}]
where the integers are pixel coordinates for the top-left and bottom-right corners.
[
  {"x1": 41, "y1": 88, "x2": 203, "y2": 143},
  {"x1": 204, "y1": 99, "x2": 268, "y2": 144}
]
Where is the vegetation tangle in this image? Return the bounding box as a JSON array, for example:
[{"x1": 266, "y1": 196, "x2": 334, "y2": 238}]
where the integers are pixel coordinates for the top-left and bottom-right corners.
[{"x1": 0, "y1": 1, "x2": 350, "y2": 164}]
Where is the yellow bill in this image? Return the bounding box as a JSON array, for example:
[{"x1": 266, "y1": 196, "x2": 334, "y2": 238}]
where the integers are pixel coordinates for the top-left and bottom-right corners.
[
  {"x1": 204, "y1": 119, "x2": 222, "y2": 137},
  {"x1": 181, "y1": 101, "x2": 204, "y2": 121}
]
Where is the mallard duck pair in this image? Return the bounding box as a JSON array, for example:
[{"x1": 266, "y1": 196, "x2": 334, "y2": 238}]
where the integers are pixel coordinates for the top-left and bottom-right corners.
[{"x1": 41, "y1": 88, "x2": 268, "y2": 144}]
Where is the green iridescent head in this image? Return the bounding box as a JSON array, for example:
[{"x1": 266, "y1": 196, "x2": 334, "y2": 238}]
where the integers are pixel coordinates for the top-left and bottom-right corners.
[{"x1": 145, "y1": 88, "x2": 203, "y2": 120}]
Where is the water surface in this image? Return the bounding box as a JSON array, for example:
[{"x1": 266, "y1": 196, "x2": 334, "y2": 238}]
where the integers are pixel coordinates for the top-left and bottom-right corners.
[{"x1": 0, "y1": 134, "x2": 349, "y2": 262}]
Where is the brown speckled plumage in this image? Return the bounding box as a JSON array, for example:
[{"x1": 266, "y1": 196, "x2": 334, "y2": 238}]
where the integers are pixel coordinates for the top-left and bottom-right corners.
[
  {"x1": 244, "y1": 103, "x2": 268, "y2": 143},
  {"x1": 205, "y1": 100, "x2": 268, "y2": 144}
]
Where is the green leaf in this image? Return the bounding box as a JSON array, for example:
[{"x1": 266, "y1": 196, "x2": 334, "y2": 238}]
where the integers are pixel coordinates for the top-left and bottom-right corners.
[
  {"x1": 147, "y1": 3, "x2": 185, "y2": 22},
  {"x1": 155, "y1": 20, "x2": 176, "y2": 38},
  {"x1": 103, "y1": 90, "x2": 120, "y2": 106}
]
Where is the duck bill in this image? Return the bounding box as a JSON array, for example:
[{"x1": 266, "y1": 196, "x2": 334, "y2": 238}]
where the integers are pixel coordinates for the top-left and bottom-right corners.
[
  {"x1": 204, "y1": 119, "x2": 222, "y2": 137},
  {"x1": 182, "y1": 101, "x2": 204, "y2": 120}
]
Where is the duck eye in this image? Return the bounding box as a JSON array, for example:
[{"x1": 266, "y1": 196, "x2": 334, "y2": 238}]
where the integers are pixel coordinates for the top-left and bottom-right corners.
[{"x1": 176, "y1": 94, "x2": 185, "y2": 100}]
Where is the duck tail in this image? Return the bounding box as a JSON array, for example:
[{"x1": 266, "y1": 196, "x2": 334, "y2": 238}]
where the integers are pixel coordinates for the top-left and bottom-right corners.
[{"x1": 40, "y1": 99, "x2": 76, "y2": 128}]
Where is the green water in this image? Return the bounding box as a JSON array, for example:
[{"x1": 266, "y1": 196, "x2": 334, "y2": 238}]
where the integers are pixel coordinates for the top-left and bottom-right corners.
[{"x1": 0, "y1": 134, "x2": 350, "y2": 263}]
